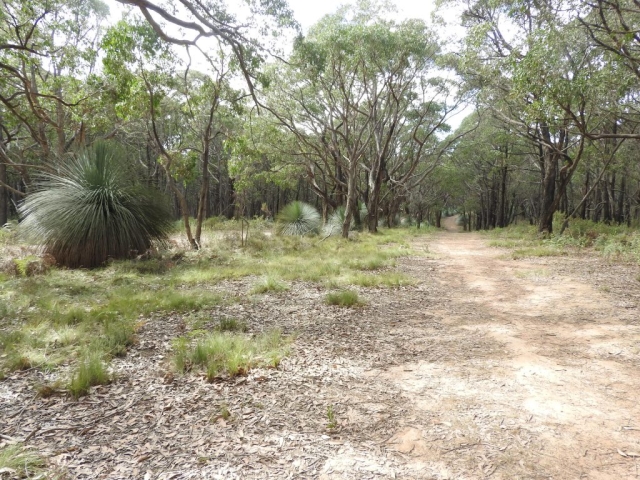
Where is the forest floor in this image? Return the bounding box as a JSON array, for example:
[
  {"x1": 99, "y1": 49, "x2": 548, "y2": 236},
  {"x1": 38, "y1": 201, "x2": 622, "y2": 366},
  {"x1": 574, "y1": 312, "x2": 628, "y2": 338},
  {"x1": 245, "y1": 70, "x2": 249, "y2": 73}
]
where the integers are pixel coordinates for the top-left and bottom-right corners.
[{"x1": 2, "y1": 217, "x2": 640, "y2": 479}]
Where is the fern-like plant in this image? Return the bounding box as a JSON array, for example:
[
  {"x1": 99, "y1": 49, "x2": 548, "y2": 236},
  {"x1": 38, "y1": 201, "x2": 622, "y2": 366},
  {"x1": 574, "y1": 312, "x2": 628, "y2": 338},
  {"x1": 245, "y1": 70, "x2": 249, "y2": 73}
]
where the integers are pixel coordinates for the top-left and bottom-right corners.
[
  {"x1": 276, "y1": 201, "x2": 321, "y2": 236},
  {"x1": 19, "y1": 143, "x2": 173, "y2": 268}
]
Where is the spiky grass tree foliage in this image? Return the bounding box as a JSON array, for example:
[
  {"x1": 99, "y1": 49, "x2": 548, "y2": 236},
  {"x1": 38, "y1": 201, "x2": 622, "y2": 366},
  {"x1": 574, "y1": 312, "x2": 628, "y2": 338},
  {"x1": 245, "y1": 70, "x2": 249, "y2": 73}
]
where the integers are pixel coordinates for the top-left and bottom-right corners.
[
  {"x1": 323, "y1": 206, "x2": 356, "y2": 237},
  {"x1": 19, "y1": 143, "x2": 173, "y2": 268},
  {"x1": 276, "y1": 201, "x2": 321, "y2": 236}
]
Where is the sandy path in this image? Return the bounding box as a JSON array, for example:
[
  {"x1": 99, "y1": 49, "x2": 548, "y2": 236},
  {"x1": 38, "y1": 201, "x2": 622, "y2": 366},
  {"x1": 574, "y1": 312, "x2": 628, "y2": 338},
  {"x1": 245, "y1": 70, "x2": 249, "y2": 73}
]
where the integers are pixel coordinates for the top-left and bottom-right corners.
[{"x1": 379, "y1": 216, "x2": 640, "y2": 479}]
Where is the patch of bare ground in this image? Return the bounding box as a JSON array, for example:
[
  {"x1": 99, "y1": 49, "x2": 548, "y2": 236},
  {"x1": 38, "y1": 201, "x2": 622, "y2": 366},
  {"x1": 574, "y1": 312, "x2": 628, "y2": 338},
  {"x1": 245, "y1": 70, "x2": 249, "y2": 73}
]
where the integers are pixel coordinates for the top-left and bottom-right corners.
[{"x1": 2, "y1": 218, "x2": 640, "y2": 479}]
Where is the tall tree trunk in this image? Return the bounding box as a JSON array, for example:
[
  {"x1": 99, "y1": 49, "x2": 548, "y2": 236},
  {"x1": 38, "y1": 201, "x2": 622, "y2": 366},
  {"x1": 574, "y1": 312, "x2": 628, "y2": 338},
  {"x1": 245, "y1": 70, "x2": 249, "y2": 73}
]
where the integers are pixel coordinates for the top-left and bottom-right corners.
[
  {"x1": 580, "y1": 169, "x2": 589, "y2": 219},
  {"x1": 194, "y1": 145, "x2": 210, "y2": 246},
  {"x1": 538, "y1": 152, "x2": 557, "y2": 233},
  {"x1": 341, "y1": 162, "x2": 358, "y2": 238},
  {"x1": 617, "y1": 174, "x2": 626, "y2": 224},
  {"x1": 497, "y1": 163, "x2": 508, "y2": 228},
  {"x1": 0, "y1": 160, "x2": 7, "y2": 226}
]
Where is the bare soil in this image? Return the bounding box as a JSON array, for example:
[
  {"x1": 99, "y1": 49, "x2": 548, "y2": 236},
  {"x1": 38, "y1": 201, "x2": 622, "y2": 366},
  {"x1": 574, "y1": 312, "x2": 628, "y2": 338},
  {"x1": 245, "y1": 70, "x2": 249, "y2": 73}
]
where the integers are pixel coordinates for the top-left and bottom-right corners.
[{"x1": 2, "y1": 218, "x2": 640, "y2": 479}]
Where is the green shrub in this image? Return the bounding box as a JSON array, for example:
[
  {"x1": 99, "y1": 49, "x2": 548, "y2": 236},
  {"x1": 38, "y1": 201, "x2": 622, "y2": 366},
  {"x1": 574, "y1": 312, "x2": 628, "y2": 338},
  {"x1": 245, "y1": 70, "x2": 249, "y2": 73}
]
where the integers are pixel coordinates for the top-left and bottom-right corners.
[
  {"x1": 276, "y1": 201, "x2": 321, "y2": 236},
  {"x1": 19, "y1": 142, "x2": 173, "y2": 268}
]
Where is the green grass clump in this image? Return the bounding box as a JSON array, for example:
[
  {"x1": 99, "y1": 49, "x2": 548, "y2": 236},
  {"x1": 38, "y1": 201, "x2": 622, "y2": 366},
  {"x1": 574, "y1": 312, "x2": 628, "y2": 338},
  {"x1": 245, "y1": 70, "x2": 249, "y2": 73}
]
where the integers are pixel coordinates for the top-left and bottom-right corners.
[
  {"x1": 251, "y1": 276, "x2": 289, "y2": 294},
  {"x1": 325, "y1": 290, "x2": 364, "y2": 307},
  {"x1": 0, "y1": 443, "x2": 45, "y2": 477},
  {"x1": 173, "y1": 329, "x2": 290, "y2": 381},
  {"x1": 68, "y1": 352, "x2": 110, "y2": 398},
  {"x1": 216, "y1": 318, "x2": 248, "y2": 333}
]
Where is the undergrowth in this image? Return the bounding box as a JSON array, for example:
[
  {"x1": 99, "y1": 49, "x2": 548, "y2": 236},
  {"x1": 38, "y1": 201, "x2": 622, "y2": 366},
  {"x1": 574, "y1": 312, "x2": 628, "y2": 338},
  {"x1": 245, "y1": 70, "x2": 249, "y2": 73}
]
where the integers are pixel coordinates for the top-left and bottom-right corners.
[
  {"x1": 486, "y1": 216, "x2": 640, "y2": 263},
  {"x1": 173, "y1": 329, "x2": 291, "y2": 381},
  {"x1": 0, "y1": 220, "x2": 425, "y2": 379}
]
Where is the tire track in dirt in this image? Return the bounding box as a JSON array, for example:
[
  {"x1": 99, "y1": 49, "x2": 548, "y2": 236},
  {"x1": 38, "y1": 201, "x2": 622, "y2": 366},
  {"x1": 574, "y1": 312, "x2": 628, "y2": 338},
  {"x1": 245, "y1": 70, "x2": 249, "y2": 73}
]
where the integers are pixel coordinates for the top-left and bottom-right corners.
[{"x1": 379, "y1": 217, "x2": 640, "y2": 479}]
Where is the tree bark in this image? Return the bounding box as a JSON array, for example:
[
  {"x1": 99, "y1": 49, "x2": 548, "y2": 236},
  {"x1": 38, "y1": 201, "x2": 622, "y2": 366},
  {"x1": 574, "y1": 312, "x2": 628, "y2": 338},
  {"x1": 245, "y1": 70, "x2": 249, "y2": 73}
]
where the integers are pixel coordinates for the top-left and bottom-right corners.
[
  {"x1": 0, "y1": 160, "x2": 7, "y2": 225},
  {"x1": 341, "y1": 162, "x2": 358, "y2": 238},
  {"x1": 538, "y1": 152, "x2": 557, "y2": 233}
]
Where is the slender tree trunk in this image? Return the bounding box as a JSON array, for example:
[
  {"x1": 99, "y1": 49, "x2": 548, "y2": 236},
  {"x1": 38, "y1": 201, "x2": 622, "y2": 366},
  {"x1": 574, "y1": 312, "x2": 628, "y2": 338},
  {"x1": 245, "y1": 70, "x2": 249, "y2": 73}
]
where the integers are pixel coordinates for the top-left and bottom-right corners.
[
  {"x1": 0, "y1": 161, "x2": 7, "y2": 225},
  {"x1": 538, "y1": 153, "x2": 557, "y2": 233},
  {"x1": 497, "y1": 164, "x2": 508, "y2": 228},
  {"x1": 194, "y1": 145, "x2": 210, "y2": 246},
  {"x1": 617, "y1": 174, "x2": 626, "y2": 224},
  {"x1": 341, "y1": 162, "x2": 358, "y2": 238},
  {"x1": 580, "y1": 170, "x2": 589, "y2": 219}
]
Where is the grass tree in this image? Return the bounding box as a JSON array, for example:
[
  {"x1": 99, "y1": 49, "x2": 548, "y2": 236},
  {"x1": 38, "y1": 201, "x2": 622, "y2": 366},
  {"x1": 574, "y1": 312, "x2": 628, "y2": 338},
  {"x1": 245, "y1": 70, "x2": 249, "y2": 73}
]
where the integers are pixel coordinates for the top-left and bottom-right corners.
[
  {"x1": 19, "y1": 143, "x2": 173, "y2": 268},
  {"x1": 276, "y1": 201, "x2": 321, "y2": 236}
]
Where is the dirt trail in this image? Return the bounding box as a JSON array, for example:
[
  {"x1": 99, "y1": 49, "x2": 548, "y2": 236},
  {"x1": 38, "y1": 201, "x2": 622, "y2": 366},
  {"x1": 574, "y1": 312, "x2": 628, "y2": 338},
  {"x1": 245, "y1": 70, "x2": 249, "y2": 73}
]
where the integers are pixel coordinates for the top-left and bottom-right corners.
[
  {"x1": 2, "y1": 218, "x2": 640, "y2": 479},
  {"x1": 380, "y1": 216, "x2": 640, "y2": 479}
]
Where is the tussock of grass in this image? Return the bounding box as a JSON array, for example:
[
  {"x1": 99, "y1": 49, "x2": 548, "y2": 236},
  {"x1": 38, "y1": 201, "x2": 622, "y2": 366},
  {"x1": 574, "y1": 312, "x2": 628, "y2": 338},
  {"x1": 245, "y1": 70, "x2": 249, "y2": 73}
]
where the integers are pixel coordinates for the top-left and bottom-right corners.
[
  {"x1": 68, "y1": 352, "x2": 110, "y2": 398},
  {"x1": 0, "y1": 444, "x2": 45, "y2": 477},
  {"x1": 251, "y1": 276, "x2": 289, "y2": 294},
  {"x1": 216, "y1": 318, "x2": 248, "y2": 333},
  {"x1": 347, "y1": 255, "x2": 391, "y2": 271},
  {"x1": 325, "y1": 290, "x2": 364, "y2": 307},
  {"x1": 173, "y1": 329, "x2": 290, "y2": 381}
]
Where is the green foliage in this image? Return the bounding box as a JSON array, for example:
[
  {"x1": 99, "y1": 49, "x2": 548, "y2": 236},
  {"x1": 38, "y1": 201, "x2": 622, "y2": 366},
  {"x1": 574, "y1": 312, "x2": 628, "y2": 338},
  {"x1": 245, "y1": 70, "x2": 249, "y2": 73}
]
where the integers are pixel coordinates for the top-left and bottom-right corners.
[
  {"x1": 172, "y1": 329, "x2": 291, "y2": 381},
  {"x1": 19, "y1": 143, "x2": 173, "y2": 268},
  {"x1": 276, "y1": 201, "x2": 321, "y2": 236},
  {"x1": 486, "y1": 219, "x2": 640, "y2": 263},
  {"x1": 68, "y1": 352, "x2": 110, "y2": 398},
  {"x1": 325, "y1": 290, "x2": 364, "y2": 307},
  {"x1": 0, "y1": 444, "x2": 45, "y2": 478}
]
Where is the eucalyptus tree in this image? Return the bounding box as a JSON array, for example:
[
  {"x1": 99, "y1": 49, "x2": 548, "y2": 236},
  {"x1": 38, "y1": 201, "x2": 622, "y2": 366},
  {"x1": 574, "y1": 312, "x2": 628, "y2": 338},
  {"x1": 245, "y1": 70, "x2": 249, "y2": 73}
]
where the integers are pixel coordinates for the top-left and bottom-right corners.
[
  {"x1": 102, "y1": 19, "x2": 242, "y2": 248},
  {"x1": 448, "y1": 0, "x2": 634, "y2": 232},
  {"x1": 451, "y1": 113, "x2": 537, "y2": 229},
  {"x1": 264, "y1": 6, "x2": 461, "y2": 236},
  {"x1": 116, "y1": 0, "x2": 298, "y2": 101},
  {"x1": 0, "y1": 0, "x2": 109, "y2": 221},
  {"x1": 579, "y1": 0, "x2": 640, "y2": 81}
]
